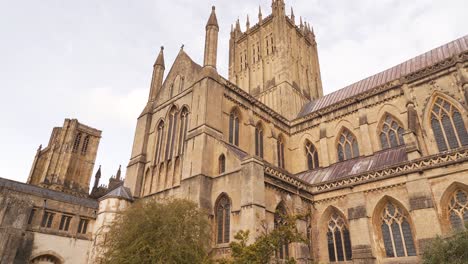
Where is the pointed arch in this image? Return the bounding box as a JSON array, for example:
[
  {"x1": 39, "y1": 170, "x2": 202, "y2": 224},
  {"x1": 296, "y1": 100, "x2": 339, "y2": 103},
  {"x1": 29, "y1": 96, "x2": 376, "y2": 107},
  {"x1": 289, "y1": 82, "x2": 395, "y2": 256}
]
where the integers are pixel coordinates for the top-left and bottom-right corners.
[
  {"x1": 178, "y1": 106, "x2": 190, "y2": 155},
  {"x1": 424, "y1": 92, "x2": 468, "y2": 152},
  {"x1": 215, "y1": 193, "x2": 231, "y2": 244},
  {"x1": 277, "y1": 134, "x2": 285, "y2": 168},
  {"x1": 255, "y1": 121, "x2": 264, "y2": 158},
  {"x1": 373, "y1": 196, "x2": 416, "y2": 258},
  {"x1": 320, "y1": 206, "x2": 352, "y2": 262},
  {"x1": 440, "y1": 182, "x2": 468, "y2": 232},
  {"x1": 154, "y1": 120, "x2": 165, "y2": 164},
  {"x1": 229, "y1": 107, "x2": 241, "y2": 146},
  {"x1": 30, "y1": 251, "x2": 64, "y2": 264},
  {"x1": 165, "y1": 106, "x2": 179, "y2": 160},
  {"x1": 336, "y1": 127, "x2": 359, "y2": 161},
  {"x1": 218, "y1": 154, "x2": 226, "y2": 174},
  {"x1": 305, "y1": 139, "x2": 319, "y2": 170},
  {"x1": 378, "y1": 113, "x2": 405, "y2": 149}
]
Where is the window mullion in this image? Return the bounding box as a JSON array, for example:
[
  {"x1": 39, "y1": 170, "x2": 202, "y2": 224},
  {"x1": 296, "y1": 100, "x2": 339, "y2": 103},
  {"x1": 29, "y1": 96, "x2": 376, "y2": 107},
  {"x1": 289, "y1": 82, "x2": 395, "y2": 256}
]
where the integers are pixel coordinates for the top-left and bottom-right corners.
[{"x1": 398, "y1": 221, "x2": 408, "y2": 257}]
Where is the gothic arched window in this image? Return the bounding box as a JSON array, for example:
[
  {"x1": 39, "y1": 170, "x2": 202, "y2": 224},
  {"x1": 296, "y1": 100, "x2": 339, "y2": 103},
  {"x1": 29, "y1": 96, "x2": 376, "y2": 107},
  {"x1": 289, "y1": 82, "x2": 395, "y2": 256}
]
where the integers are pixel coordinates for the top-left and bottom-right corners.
[
  {"x1": 216, "y1": 194, "x2": 231, "y2": 244},
  {"x1": 431, "y1": 97, "x2": 468, "y2": 151},
  {"x1": 275, "y1": 203, "x2": 289, "y2": 260},
  {"x1": 380, "y1": 115, "x2": 405, "y2": 149},
  {"x1": 448, "y1": 190, "x2": 468, "y2": 230},
  {"x1": 337, "y1": 128, "x2": 359, "y2": 162},
  {"x1": 178, "y1": 107, "x2": 189, "y2": 155},
  {"x1": 155, "y1": 121, "x2": 165, "y2": 164},
  {"x1": 218, "y1": 154, "x2": 225, "y2": 174},
  {"x1": 327, "y1": 212, "x2": 352, "y2": 262},
  {"x1": 255, "y1": 123, "x2": 264, "y2": 158},
  {"x1": 380, "y1": 202, "x2": 416, "y2": 258},
  {"x1": 81, "y1": 135, "x2": 90, "y2": 155},
  {"x1": 72, "y1": 133, "x2": 82, "y2": 153},
  {"x1": 277, "y1": 135, "x2": 285, "y2": 169},
  {"x1": 165, "y1": 107, "x2": 178, "y2": 160},
  {"x1": 229, "y1": 110, "x2": 240, "y2": 146},
  {"x1": 305, "y1": 140, "x2": 319, "y2": 170}
]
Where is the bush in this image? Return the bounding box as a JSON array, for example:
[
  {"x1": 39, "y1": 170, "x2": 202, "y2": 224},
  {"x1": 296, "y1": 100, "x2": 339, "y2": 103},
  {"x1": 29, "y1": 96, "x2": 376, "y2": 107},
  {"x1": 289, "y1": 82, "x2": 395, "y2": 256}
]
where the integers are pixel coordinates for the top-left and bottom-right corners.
[
  {"x1": 422, "y1": 226, "x2": 468, "y2": 264},
  {"x1": 100, "y1": 198, "x2": 212, "y2": 264}
]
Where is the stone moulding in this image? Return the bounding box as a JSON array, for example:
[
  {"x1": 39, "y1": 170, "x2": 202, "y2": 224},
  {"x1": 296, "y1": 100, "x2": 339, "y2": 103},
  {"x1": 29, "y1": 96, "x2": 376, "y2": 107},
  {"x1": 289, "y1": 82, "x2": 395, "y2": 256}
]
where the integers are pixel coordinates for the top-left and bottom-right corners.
[{"x1": 264, "y1": 147, "x2": 468, "y2": 195}]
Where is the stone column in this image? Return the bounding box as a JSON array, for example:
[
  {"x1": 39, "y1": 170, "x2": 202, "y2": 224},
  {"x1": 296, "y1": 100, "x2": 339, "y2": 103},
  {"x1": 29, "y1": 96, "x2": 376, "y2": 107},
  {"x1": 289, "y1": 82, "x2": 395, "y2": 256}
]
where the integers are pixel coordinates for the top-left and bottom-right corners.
[{"x1": 319, "y1": 123, "x2": 330, "y2": 167}]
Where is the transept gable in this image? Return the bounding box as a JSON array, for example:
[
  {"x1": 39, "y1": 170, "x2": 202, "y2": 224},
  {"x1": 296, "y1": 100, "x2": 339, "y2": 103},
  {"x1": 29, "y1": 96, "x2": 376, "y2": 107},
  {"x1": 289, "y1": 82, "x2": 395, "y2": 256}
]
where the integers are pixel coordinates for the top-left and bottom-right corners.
[{"x1": 155, "y1": 49, "x2": 203, "y2": 104}]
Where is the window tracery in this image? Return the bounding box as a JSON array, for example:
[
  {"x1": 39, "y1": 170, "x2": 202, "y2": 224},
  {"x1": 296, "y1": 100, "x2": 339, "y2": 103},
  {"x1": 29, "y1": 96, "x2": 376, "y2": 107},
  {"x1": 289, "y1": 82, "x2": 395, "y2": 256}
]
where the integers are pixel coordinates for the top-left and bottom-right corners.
[
  {"x1": 305, "y1": 140, "x2": 319, "y2": 170},
  {"x1": 380, "y1": 202, "x2": 416, "y2": 258},
  {"x1": 229, "y1": 110, "x2": 240, "y2": 146},
  {"x1": 327, "y1": 212, "x2": 352, "y2": 262},
  {"x1": 337, "y1": 128, "x2": 359, "y2": 162},
  {"x1": 448, "y1": 189, "x2": 468, "y2": 230},
  {"x1": 216, "y1": 195, "x2": 230, "y2": 244},
  {"x1": 255, "y1": 123, "x2": 264, "y2": 158},
  {"x1": 380, "y1": 115, "x2": 405, "y2": 149}
]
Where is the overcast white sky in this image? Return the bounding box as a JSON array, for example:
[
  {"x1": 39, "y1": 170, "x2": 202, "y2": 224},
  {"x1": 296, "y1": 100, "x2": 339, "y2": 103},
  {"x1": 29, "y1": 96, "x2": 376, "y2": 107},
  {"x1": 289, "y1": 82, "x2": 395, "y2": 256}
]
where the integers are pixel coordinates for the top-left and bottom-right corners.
[{"x1": 0, "y1": 0, "x2": 466, "y2": 187}]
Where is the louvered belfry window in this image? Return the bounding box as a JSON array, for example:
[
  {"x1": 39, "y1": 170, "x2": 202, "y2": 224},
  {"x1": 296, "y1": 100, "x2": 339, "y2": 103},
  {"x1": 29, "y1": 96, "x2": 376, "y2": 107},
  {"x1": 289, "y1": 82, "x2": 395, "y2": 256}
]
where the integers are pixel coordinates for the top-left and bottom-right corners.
[
  {"x1": 216, "y1": 195, "x2": 230, "y2": 244},
  {"x1": 229, "y1": 110, "x2": 239, "y2": 146},
  {"x1": 72, "y1": 133, "x2": 82, "y2": 153},
  {"x1": 327, "y1": 213, "x2": 352, "y2": 262},
  {"x1": 380, "y1": 202, "x2": 416, "y2": 258},
  {"x1": 255, "y1": 124, "x2": 264, "y2": 158},
  {"x1": 305, "y1": 140, "x2": 319, "y2": 170},
  {"x1": 380, "y1": 115, "x2": 405, "y2": 149},
  {"x1": 337, "y1": 128, "x2": 359, "y2": 162},
  {"x1": 431, "y1": 97, "x2": 468, "y2": 152},
  {"x1": 448, "y1": 190, "x2": 468, "y2": 230}
]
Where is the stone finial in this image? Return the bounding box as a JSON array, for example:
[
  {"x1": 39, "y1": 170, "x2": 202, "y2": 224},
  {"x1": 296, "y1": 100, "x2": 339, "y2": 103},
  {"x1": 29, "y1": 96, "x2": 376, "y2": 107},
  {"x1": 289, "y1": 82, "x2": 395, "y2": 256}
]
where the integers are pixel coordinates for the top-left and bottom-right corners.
[
  {"x1": 291, "y1": 7, "x2": 295, "y2": 23},
  {"x1": 206, "y1": 6, "x2": 219, "y2": 29},
  {"x1": 246, "y1": 15, "x2": 250, "y2": 31},
  {"x1": 116, "y1": 165, "x2": 122, "y2": 180},
  {"x1": 258, "y1": 6, "x2": 263, "y2": 22},
  {"x1": 93, "y1": 165, "x2": 101, "y2": 188}
]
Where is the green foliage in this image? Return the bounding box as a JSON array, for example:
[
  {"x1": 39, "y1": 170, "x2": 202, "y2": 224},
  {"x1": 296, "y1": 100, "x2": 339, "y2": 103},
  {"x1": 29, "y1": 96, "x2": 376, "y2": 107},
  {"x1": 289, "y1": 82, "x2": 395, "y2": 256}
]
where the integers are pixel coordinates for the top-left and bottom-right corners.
[
  {"x1": 226, "y1": 213, "x2": 307, "y2": 264},
  {"x1": 422, "y1": 226, "x2": 468, "y2": 264},
  {"x1": 100, "y1": 198, "x2": 212, "y2": 264}
]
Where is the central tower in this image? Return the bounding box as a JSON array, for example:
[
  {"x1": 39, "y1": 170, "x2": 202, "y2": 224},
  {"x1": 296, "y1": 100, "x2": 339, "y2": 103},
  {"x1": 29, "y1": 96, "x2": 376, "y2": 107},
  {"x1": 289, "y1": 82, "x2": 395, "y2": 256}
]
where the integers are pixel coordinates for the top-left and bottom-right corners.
[{"x1": 228, "y1": 0, "x2": 323, "y2": 119}]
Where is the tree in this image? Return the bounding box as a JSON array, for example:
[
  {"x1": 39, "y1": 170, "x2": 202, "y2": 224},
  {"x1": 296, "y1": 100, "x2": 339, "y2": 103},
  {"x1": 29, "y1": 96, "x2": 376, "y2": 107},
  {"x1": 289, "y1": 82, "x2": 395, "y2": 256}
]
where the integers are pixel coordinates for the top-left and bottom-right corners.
[
  {"x1": 100, "y1": 198, "x2": 212, "y2": 264},
  {"x1": 225, "y1": 213, "x2": 308, "y2": 264},
  {"x1": 422, "y1": 226, "x2": 468, "y2": 264}
]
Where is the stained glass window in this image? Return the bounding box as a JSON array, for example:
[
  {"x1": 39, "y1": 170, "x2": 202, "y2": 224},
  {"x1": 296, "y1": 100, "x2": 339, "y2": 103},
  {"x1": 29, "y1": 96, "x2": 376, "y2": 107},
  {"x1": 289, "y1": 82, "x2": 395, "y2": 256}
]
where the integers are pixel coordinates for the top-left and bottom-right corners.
[
  {"x1": 380, "y1": 115, "x2": 405, "y2": 149},
  {"x1": 448, "y1": 190, "x2": 468, "y2": 230},
  {"x1": 431, "y1": 97, "x2": 468, "y2": 151},
  {"x1": 327, "y1": 212, "x2": 352, "y2": 262},
  {"x1": 380, "y1": 202, "x2": 416, "y2": 258},
  {"x1": 337, "y1": 128, "x2": 359, "y2": 161},
  {"x1": 305, "y1": 140, "x2": 319, "y2": 170},
  {"x1": 216, "y1": 195, "x2": 231, "y2": 244}
]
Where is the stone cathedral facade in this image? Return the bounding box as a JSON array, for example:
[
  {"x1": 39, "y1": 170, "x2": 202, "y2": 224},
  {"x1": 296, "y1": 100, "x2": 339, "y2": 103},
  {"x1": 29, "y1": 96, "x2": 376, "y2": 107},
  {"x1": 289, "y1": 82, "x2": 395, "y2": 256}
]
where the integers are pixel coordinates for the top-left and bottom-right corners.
[{"x1": 1, "y1": 1, "x2": 468, "y2": 263}]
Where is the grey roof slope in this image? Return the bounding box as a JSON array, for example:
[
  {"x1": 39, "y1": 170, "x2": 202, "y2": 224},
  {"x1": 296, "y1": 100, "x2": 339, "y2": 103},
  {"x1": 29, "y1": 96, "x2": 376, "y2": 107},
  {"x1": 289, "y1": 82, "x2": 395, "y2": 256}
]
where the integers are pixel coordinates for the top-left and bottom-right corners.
[
  {"x1": 99, "y1": 185, "x2": 133, "y2": 201},
  {"x1": 296, "y1": 146, "x2": 408, "y2": 185},
  {"x1": 0, "y1": 177, "x2": 98, "y2": 208},
  {"x1": 298, "y1": 34, "x2": 468, "y2": 118}
]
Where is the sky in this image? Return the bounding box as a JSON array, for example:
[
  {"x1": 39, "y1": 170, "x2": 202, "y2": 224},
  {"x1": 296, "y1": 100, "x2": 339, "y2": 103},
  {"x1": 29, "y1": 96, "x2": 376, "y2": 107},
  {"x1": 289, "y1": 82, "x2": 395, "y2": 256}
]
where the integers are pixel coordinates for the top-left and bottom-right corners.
[{"x1": 0, "y1": 0, "x2": 466, "y2": 187}]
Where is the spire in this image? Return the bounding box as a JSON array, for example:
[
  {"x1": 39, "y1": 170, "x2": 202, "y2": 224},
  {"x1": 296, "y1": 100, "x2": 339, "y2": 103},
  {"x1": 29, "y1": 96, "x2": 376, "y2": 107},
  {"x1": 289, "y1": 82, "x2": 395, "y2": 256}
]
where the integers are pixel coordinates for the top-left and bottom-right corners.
[
  {"x1": 154, "y1": 46, "x2": 165, "y2": 67},
  {"x1": 291, "y1": 7, "x2": 295, "y2": 24},
  {"x1": 93, "y1": 165, "x2": 101, "y2": 189},
  {"x1": 246, "y1": 15, "x2": 250, "y2": 31},
  {"x1": 258, "y1": 6, "x2": 263, "y2": 23},
  {"x1": 149, "y1": 46, "x2": 165, "y2": 102},
  {"x1": 235, "y1": 18, "x2": 241, "y2": 32},
  {"x1": 204, "y1": 6, "x2": 219, "y2": 69},
  {"x1": 116, "y1": 165, "x2": 121, "y2": 180},
  {"x1": 206, "y1": 6, "x2": 219, "y2": 29}
]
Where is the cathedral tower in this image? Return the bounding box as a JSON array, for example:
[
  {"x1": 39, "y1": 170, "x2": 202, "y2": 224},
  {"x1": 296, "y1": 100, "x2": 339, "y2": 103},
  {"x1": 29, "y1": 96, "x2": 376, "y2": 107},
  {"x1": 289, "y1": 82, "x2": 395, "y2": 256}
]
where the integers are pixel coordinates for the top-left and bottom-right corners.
[
  {"x1": 27, "y1": 118, "x2": 101, "y2": 196},
  {"x1": 228, "y1": 0, "x2": 323, "y2": 119}
]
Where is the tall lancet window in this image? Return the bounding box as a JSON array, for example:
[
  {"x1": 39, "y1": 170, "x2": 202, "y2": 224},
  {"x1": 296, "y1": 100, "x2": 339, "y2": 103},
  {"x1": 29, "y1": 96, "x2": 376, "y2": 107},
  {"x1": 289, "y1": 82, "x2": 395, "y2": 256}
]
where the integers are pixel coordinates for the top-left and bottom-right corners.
[
  {"x1": 81, "y1": 135, "x2": 90, "y2": 155},
  {"x1": 165, "y1": 107, "x2": 178, "y2": 160},
  {"x1": 155, "y1": 121, "x2": 165, "y2": 164},
  {"x1": 448, "y1": 189, "x2": 468, "y2": 230},
  {"x1": 305, "y1": 140, "x2": 319, "y2": 170},
  {"x1": 218, "y1": 154, "x2": 225, "y2": 174},
  {"x1": 255, "y1": 123, "x2": 264, "y2": 158},
  {"x1": 229, "y1": 110, "x2": 240, "y2": 146},
  {"x1": 277, "y1": 135, "x2": 285, "y2": 169},
  {"x1": 72, "y1": 133, "x2": 82, "y2": 153},
  {"x1": 327, "y1": 212, "x2": 352, "y2": 262},
  {"x1": 216, "y1": 194, "x2": 231, "y2": 244},
  {"x1": 178, "y1": 107, "x2": 189, "y2": 155},
  {"x1": 380, "y1": 115, "x2": 405, "y2": 149},
  {"x1": 430, "y1": 96, "x2": 468, "y2": 151},
  {"x1": 380, "y1": 202, "x2": 416, "y2": 258},
  {"x1": 275, "y1": 203, "x2": 289, "y2": 260},
  {"x1": 337, "y1": 128, "x2": 359, "y2": 162}
]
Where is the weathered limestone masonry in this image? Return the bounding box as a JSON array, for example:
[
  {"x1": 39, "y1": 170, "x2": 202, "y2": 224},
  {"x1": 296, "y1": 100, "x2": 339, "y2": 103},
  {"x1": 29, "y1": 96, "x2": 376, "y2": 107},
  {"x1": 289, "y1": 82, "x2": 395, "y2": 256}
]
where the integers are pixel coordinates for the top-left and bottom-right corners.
[{"x1": 123, "y1": 1, "x2": 468, "y2": 263}]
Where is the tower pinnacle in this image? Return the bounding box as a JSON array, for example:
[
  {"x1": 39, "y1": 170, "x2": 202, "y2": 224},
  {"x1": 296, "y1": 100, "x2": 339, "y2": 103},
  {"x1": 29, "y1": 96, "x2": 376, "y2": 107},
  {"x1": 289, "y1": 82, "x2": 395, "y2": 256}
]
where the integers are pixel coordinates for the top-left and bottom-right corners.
[{"x1": 203, "y1": 6, "x2": 219, "y2": 69}]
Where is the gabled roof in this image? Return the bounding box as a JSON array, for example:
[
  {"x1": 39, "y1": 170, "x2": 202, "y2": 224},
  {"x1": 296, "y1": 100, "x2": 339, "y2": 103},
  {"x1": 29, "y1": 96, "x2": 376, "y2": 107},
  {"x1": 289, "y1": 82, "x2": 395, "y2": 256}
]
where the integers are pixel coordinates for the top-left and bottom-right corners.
[
  {"x1": 298, "y1": 34, "x2": 468, "y2": 118},
  {"x1": 296, "y1": 146, "x2": 408, "y2": 184},
  {"x1": 99, "y1": 185, "x2": 133, "y2": 201}
]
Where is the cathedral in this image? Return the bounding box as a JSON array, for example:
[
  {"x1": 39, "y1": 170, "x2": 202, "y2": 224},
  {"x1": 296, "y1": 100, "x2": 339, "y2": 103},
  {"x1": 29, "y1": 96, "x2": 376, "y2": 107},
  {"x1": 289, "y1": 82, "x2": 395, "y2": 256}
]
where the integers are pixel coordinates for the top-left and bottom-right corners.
[{"x1": 1, "y1": 1, "x2": 468, "y2": 263}]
